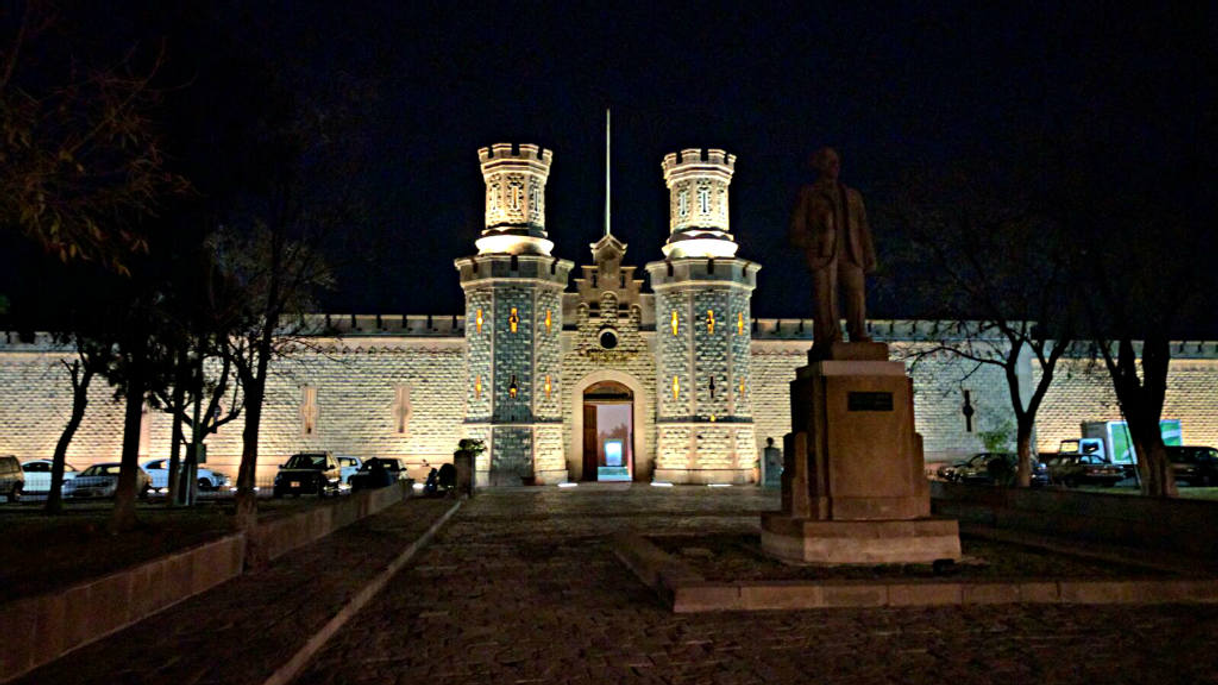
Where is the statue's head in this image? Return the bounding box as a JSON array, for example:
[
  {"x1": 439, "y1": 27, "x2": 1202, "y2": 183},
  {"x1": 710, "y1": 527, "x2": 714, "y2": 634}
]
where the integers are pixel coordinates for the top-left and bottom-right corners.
[{"x1": 810, "y1": 147, "x2": 841, "y2": 180}]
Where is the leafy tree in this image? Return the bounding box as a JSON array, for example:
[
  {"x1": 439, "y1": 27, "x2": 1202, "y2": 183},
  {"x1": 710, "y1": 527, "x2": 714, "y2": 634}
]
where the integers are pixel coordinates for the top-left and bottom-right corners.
[{"x1": 0, "y1": 0, "x2": 185, "y2": 273}]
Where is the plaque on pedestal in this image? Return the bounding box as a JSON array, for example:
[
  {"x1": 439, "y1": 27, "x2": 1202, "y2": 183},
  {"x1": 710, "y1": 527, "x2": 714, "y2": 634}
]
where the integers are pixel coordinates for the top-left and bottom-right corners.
[{"x1": 762, "y1": 342, "x2": 961, "y2": 564}]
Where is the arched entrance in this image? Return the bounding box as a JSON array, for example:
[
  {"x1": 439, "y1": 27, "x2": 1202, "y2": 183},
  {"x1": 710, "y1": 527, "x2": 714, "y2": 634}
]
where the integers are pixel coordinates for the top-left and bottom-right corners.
[
  {"x1": 569, "y1": 371, "x2": 651, "y2": 482},
  {"x1": 582, "y1": 381, "x2": 633, "y2": 481}
]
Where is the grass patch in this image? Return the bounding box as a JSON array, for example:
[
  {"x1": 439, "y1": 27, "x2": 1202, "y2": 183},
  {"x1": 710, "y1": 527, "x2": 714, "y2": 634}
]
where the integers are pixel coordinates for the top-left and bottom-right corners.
[
  {"x1": 0, "y1": 495, "x2": 343, "y2": 603},
  {"x1": 647, "y1": 533, "x2": 1176, "y2": 583}
]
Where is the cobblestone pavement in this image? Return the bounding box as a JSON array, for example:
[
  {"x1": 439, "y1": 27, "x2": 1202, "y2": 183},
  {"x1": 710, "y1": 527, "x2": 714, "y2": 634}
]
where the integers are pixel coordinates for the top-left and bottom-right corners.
[
  {"x1": 297, "y1": 486, "x2": 1218, "y2": 685},
  {"x1": 11, "y1": 497, "x2": 457, "y2": 685}
]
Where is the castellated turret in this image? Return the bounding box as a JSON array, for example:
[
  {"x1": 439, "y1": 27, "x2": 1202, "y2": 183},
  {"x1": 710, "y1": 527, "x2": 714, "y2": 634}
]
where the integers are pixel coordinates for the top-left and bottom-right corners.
[
  {"x1": 457, "y1": 143, "x2": 573, "y2": 485},
  {"x1": 660, "y1": 148, "x2": 738, "y2": 258},
  {"x1": 476, "y1": 143, "x2": 554, "y2": 256},
  {"x1": 647, "y1": 148, "x2": 760, "y2": 484}
]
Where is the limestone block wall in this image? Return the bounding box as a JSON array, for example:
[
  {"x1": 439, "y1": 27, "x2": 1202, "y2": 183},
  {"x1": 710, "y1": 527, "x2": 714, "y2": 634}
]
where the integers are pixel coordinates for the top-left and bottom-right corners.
[
  {"x1": 1033, "y1": 358, "x2": 1218, "y2": 453},
  {"x1": 0, "y1": 337, "x2": 469, "y2": 484}
]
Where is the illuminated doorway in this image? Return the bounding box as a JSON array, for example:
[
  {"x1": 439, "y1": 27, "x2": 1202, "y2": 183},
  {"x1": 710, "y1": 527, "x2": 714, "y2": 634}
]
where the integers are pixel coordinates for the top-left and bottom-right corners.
[{"x1": 582, "y1": 381, "x2": 634, "y2": 482}]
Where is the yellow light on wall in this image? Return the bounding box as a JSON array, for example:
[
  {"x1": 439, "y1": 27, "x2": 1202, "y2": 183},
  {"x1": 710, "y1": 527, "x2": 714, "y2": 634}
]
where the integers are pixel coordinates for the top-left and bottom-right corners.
[
  {"x1": 737, "y1": 312, "x2": 745, "y2": 335},
  {"x1": 544, "y1": 375, "x2": 552, "y2": 399},
  {"x1": 509, "y1": 307, "x2": 519, "y2": 333},
  {"x1": 545, "y1": 309, "x2": 552, "y2": 334},
  {"x1": 671, "y1": 311, "x2": 679, "y2": 336},
  {"x1": 707, "y1": 310, "x2": 715, "y2": 334},
  {"x1": 475, "y1": 375, "x2": 482, "y2": 398},
  {"x1": 476, "y1": 309, "x2": 483, "y2": 334},
  {"x1": 738, "y1": 376, "x2": 746, "y2": 398},
  {"x1": 508, "y1": 374, "x2": 519, "y2": 398},
  {"x1": 672, "y1": 375, "x2": 680, "y2": 400}
]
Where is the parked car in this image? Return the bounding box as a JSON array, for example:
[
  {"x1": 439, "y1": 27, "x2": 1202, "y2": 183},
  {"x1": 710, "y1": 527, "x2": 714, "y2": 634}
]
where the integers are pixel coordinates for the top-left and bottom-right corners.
[
  {"x1": 20, "y1": 459, "x2": 80, "y2": 494},
  {"x1": 1166, "y1": 446, "x2": 1218, "y2": 487},
  {"x1": 348, "y1": 457, "x2": 409, "y2": 492},
  {"x1": 140, "y1": 459, "x2": 232, "y2": 491},
  {"x1": 950, "y1": 452, "x2": 1050, "y2": 487},
  {"x1": 336, "y1": 455, "x2": 364, "y2": 485},
  {"x1": 1, "y1": 455, "x2": 24, "y2": 502},
  {"x1": 273, "y1": 452, "x2": 342, "y2": 498},
  {"x1": 1045, "y1": 454, "x2": 1125, "y2": 487},
  {"x1": 63, "y1": 463, "x2": 152, "y2": 499}
]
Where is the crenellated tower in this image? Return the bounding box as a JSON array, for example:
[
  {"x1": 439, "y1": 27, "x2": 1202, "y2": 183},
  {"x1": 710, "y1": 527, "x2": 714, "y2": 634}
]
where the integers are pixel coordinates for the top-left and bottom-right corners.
[
  {"x1": 455, "y1": 143, "x2": 573, "y2": 485},
  {"x1": 645, "y1": 149, "x2": 760, "y2": 483}
]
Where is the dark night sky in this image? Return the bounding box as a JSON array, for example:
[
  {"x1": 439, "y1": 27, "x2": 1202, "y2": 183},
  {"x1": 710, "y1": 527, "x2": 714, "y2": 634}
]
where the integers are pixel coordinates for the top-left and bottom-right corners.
[{"x1": 10, "y1": 2, "x2": 1218, "y2": 325}]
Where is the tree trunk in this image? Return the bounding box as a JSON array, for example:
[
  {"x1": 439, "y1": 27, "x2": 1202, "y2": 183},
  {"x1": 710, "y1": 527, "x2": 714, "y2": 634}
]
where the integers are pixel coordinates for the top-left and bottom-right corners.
[
  {"x1": 1015, "y1": 418, "x2": 1034, "y2": 488},
  {"x1": 46, "y1": 363, "x2": 93, "y2": 514},
  {"x1": 110, "y1": 341, "x2": 147, "y2": 533},
  {"x1": 234, "y1": 368, "x2": 265, "y2": 533},
  {"x1": 166, "y1": 371, "x2": 186, "y2": 506}
]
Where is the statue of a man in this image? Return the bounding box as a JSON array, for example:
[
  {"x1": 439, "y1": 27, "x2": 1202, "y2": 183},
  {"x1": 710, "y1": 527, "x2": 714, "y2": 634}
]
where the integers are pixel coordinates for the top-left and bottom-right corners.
[{"x1": 789, "y1": 147, "x2": 876, "y2": 354}]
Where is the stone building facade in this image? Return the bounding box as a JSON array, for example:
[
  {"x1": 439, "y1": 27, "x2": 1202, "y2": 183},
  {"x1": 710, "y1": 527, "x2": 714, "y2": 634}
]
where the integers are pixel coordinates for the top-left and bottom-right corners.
[{"x1": 2, "y1": 143, "x2": 1218, "y2": 485}]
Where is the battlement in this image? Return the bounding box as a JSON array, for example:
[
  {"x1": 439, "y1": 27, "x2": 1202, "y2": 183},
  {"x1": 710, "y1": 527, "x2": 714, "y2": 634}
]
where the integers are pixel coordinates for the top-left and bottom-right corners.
[
  {"x1": 478, "y1": 142, "x2": 553, "y2": 168},
  {"x1": 661, "y1": 148, "x2": 736, "y2": 177}
]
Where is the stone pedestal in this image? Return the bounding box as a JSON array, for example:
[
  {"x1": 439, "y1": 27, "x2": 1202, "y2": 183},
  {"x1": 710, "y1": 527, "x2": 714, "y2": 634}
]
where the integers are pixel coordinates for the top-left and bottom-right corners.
[{"x1": 761, "y1": 342, "x2": 960, "y2": 564}]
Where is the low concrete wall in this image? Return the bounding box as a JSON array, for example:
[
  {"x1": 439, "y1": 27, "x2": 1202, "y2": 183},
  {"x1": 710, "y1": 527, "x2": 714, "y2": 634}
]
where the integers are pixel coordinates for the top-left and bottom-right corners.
[
  {"x1": 0, "y1": 482, "x2": 410, "y2": 684},
  {"x1": 931, "y1": 481, "x2": 1218, "y2": 560}
]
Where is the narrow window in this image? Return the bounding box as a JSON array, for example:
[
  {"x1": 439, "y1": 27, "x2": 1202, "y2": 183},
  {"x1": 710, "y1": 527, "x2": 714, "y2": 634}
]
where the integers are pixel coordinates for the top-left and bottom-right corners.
[
  {"x1": 678, "y1": 189, "x2": 689, "y2": 217},
  {"x1": 474, "y1": 375, "x2": 482, "y2": 399},
  {"x1": 671, "y1": 310, "x2": 679, "y2": 336},
  {"x1": 301, "y1": 386, "x2": 319, "y2": 436},
  {"x1": 545, "y1": 309, "x2": 552, "y2": 334},
  {"x1": 738, "y1": 376, "x2": 746, "y2": 398},
  {"x1": 508, "y1": 374, "x2": 519, "y2": 399},
  {"x1": 672, "y1": 375, "x2": 680, "y2": 401},
  {"x1": 544, "y1": 375, "x2": 552, "y2": 399},
  {"x1": 709, "y1": 375, "x2": 716, "y2": 399},
  {"x1": 476, "y1": 309, "x2": 483, "y2": 334},
  {"x1": 737, "y1": 312, "x2": 745, "y2": 335},
  {"x1": 707, "y1": 310, "x2": 715, "y2": 335},
  {"x1": 509, "y1": 307, "x2": 519, "y2": 333},
  {"x1": 698, "y1": 185, "x2": 710, "y2": 213},
  {"x1": 392, "y1": 384, "x2": 411, "y2": 435}
]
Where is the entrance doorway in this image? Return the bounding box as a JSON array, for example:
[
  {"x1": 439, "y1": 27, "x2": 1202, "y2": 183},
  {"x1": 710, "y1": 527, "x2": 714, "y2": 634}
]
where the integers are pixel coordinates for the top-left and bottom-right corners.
[{"x1": 582, "y1": 381, "x2": 634, "y2": 482}]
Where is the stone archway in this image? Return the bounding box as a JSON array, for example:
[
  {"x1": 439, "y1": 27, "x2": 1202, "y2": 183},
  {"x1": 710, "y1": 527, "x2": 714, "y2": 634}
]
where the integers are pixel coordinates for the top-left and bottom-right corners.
[{"x1": 569, "y1": 370, "x2": 651, "y2": 482}]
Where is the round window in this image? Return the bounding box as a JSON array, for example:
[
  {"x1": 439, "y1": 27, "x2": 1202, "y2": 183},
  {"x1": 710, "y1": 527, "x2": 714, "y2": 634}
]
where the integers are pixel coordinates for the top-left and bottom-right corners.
[{"x1": 598, "y1": 329, "x2": 619, "y2": 350}]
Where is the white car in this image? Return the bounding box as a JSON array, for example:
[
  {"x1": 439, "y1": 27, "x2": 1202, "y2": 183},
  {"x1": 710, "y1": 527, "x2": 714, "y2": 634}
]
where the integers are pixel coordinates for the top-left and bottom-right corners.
[
  {"x1": 336, "y1": 455, "x2": 363, "y2": 484},
  {"x1": 140, "y1": 459, "x2": 232, "y2": 491},
  {"x1": 63, "y1": 463, "x2": 151, "y2": 499},
  {"x1": 20, "y1": 459, "x2": 80, "y2": 494}
]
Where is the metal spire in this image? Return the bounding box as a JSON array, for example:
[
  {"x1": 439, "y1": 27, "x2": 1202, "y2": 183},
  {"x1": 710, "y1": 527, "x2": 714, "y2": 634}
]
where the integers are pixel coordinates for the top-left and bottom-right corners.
[{"x1": 605, "y1": 108, "x2": 611, "y2": 237}]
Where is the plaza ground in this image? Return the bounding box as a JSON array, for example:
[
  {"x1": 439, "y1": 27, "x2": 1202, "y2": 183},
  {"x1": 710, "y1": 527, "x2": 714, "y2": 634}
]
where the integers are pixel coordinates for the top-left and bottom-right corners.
[{"x1": 12, "y1": 486, "x2": 1218, "y2": 684}]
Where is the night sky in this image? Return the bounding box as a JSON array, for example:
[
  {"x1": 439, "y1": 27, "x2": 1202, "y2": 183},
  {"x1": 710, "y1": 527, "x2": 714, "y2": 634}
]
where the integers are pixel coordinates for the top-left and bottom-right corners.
[{"x1": 9, "y1": 2, "x2": 1218, "y2": 326}]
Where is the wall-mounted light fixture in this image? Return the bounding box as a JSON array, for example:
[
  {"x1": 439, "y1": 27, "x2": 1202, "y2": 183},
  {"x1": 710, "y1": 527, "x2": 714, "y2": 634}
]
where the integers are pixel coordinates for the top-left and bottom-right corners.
[{"x1": 508, "y1": 374, "x2": 519, "y2": 399}]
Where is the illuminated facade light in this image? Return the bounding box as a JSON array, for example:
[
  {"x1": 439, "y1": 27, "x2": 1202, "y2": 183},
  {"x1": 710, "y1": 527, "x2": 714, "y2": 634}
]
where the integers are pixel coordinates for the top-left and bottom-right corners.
[
  {"x1": 476, "y1": 309, "x2": 483, "y2": 334},
  {"x1": 737, "y1": 312, "x2": 745, "y2": 335},
  {"x1": 509, "y1": 307, "x2": 519, "y2": 333},
  {"x1": 545, "y1": 309, "x2": 552, "y2": 334},
  {"x1": 672, "y1": 375, "x2": 680, "y2": 400},
  {"x1": 738, "y1": 376, "x2": 746, "y2": 398},
  {"x1": 671, "y1": 310, "x2": 679, "y2": 336},
  {"x1": 475, "y1": 375, "x2": 482, "y2": 398},
  {"x1": 508, "y1": 374, "x2": 519, "y2": 399},
  {"x1": 707, "y1": 310, "x2": 715, "y2": 335},
  {"x1": 544, "y1": 375, "x2": 552, "y2": 399}
]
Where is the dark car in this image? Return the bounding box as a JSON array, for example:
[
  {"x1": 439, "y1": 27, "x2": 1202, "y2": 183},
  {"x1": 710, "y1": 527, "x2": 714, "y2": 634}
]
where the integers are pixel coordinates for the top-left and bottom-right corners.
[
  {"x1": 273, "y1": 452, "x2": 341, "y2": 498},
  {"x1": 1166, "y1": 446, "x2": 1218, "y2": 487},
  {"x1": 1046, "y1": 454, "x2": 1125, "y2": 487},
  {"x1": 348, "y1": 457, "x2": 408, "y2": 492},
  {"x1": 1, "y1": 455, "x2": 24, "y2": 502},
  {"x1": 950, "y1": 452, "x2": 1049, "y2": 487}
]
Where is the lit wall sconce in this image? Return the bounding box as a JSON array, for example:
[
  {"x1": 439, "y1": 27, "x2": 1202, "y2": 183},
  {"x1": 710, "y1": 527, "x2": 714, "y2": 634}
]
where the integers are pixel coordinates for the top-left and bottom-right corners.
[
  {"x1": 738, "y1": 376, "x2": 745, "y2": 398},
  {"x1": 545, "y1": 309, "x2": 552, "y2": 334},
  {"x1": 475, "y1": 375, "x2": 482, "y2": 398},
  {"x1": 509, "y1": 374, "x2": 519, "y2": 399},
  {"x1": 707, "y1": 310, "x2": 715, "y2": 334},
  {"x1": 476, "y1": 309, "x2": 483, "y2": 334},
  {"x1": 509, "y1": 307, "x2": 519, "y2": 333},
  {"x1": 672, "y1": 375, "x2": 680, "y2": 400},
  {"x1": 544, "y1": 375, "x2": 552, "y2": 399},
  {"x1": 737, "y1": 312, "x2": 745, "y2": 335},
  {"x1": 671, "y1": 310, "x2": 679, "y2": 336}
]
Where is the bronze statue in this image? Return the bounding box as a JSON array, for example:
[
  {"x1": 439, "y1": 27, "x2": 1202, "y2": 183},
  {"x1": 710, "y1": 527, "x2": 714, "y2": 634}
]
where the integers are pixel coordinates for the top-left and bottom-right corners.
[{"x1": 789, "y1": 147, "x2": 876, "y2": 354}]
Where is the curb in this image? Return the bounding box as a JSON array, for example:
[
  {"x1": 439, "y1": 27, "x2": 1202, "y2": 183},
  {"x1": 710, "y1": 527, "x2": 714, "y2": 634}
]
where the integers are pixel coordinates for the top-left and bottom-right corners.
[
  {"x1": 611, "y1": 533, "x2": 1218, "y2": 613},
  {"x1": 261, "y1": 498, "x2": 463, "y2": 685}
]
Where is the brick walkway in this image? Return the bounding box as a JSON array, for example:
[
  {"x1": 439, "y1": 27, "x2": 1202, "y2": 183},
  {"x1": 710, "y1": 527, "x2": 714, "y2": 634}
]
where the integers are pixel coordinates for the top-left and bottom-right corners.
[
  {"x1": 10, "y1": 497, "x2": 457, "y2": 685},
  {"x1": 297, "y1": 486, "x2": 1218, "y2": 685}
]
